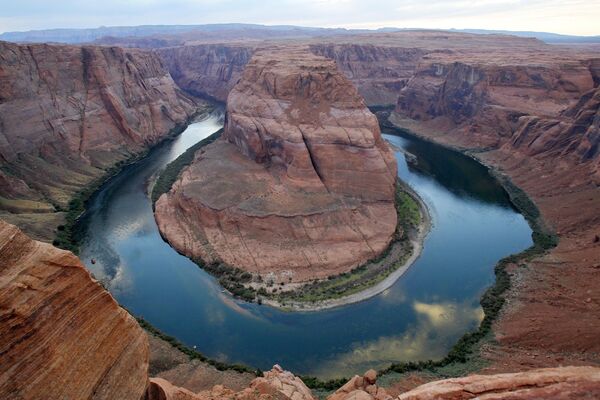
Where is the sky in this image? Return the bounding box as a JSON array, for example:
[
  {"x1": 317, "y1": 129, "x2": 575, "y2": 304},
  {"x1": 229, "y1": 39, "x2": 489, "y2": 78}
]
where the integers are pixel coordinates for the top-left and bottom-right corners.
[{"x1": 1, "y1": 0, "x2": 599, "y2": 36}]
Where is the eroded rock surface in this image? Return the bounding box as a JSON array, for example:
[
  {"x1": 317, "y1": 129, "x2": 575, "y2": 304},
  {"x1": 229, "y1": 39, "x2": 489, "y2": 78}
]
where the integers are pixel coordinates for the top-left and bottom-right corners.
[
  {"x1": 155, "y1": 46, "x2": 397, "y2": 282},
  {"x1": 328, "y1": 369, "x2": 391, "y2": 400},
  {"x1": 158, "y1": 44, "x2": 253, "y2": 102},
  {"x1": 146, "y1": 365, "x2": 315, "y2": 400},
  {"x1": 0, "y1": 220, "x2": 149, "y2": 399},
  {"x1": 0, "y1": 40, "x2": 196, "y2": 240},
  {"x1": 397, "y1": 367, "x2": 600, "y2": 399}
]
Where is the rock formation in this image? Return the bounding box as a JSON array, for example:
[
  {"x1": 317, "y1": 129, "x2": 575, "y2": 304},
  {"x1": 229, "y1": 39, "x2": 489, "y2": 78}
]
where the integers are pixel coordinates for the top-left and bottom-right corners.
[
  {"x1": 397, "y1": 367, "x2": 600, "y2": 399},
  {"x1": 309, "y1": 44, "x2": 422, "y2": 106},
  {"x1": 0, "y1": 220, "x2": 149, "y2": 399},
  {"x1": 155, "y1": 46, "x2": 397, "y2": 282},
  {"x1": 2, "y1": 213, "x2": 600, "y2": 400},
  {"x1": 0, "y1": 40, "x2": 196, "y2": 240},
  {"x1": 158, "y1": 44, "x2": 254, "y2": 103},
  {"x1": 328, "y1": 369, "x2": 391, "y2": 400},
  {"x1": 146, "y1": 365, "x2": 315, "y2": 400},
  {"x1": 385, "y1": 33, "x2": 600, "y2": 372}
]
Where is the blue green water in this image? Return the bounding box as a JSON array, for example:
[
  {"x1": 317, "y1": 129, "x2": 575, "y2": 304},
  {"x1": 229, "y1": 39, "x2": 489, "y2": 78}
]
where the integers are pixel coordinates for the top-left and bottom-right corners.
[{"x1": 79, "y1": 114, "x2": 532, "y2": 379}]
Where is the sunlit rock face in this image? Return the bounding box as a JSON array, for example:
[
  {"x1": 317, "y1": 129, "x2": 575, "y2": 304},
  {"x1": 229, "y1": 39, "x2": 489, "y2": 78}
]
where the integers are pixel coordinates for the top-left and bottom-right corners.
[
  {"x1": 0, "y1": 220, "x2": 149, "y2": 399},
  {"x1": 155, "y1": 46, "x2": 397, "y2": 282},
  {"x1": 0, "y1": 40, "x2": 196, "y2": 240}
]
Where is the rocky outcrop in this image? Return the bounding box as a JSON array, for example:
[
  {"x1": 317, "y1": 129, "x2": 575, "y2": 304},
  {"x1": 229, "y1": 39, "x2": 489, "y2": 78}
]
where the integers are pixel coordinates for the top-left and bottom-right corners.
[
  {"x1": 0, "y1": 220, "x2": 149, "y2": 399},
  {"x1": 0, "y1": 40, "x2": 196, "y2": 240},
  {"x1": 397, "y1": 367, "x2": 600, "y2": 399},
  {"x1": 328, "y1": 369, "x2": 391, "y2": 400},
  {"x1": 146, "y1": 365, "x2": 315, "y2": 400},
  {"x1": 158, "y1": 44, "x2": 254, "y2": 102},
  {"x1": 155, "y1": 46, "x2": 397, "y2": 282}
]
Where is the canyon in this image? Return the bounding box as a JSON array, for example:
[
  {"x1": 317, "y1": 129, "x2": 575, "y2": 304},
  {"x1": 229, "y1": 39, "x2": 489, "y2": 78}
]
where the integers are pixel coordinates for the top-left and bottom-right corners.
[
  {"x1": 154, "y1": 46, "x2": 398, "y2": 283},
  {"x1": 2, "y1": 218, "x2": 600, "y2": 399},
  {"x1": 0, "y1": 41, "x2": 196, "y2": 242},
  {"x1": 0, "y1": 28, "x2": 599, "y2": 399}
]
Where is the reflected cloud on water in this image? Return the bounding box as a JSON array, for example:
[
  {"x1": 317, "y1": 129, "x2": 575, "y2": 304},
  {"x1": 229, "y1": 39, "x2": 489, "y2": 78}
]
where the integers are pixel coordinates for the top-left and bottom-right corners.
[{"x1": 310, "y1": 300, "x2": 484, "y2": 379}]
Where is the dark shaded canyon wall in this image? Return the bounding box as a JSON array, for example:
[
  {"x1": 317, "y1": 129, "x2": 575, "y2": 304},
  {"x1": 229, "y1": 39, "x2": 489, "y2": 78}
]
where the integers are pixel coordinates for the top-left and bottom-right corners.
[
  {"x1": 157, "y1": 44, "x2": 254, "y2": 103},
  {"x1": 0, "y1": 41, "x2": 196, "y2": 239},
  {"x1": 156, "y1": 42, "x2": 424, "y2": 107},
  {"x1": 309, "y1": 43, "x2": 423, "y2": 106}
]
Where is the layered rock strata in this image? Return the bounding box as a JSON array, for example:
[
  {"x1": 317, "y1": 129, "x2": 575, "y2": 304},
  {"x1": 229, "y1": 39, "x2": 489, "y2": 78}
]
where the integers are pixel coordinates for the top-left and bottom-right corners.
[
  {"x1": 397, "y1": 366, "x2": 600, "y2": 399},
  {"x1": 0, "y1": 40, "x2": 196, "y2": 240},
  {"x1": 2, "y1": 219, "x2": 600, "y2": 399},
  {"x1": 0, "y1": 220, "x2": 149, "y2": 399},
  {"x1": 155, "y1": 46, "x2": 397, "y2": 282},
  {"x1": 158, "y1": 44, "x2": 254, "y2": 102},
  {"x1": 388, "y1": 39, "x2": 600, "y2": 370}
]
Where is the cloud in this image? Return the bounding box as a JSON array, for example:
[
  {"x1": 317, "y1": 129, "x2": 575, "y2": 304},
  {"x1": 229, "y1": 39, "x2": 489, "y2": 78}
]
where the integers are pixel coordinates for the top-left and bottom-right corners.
[{"x1": 0, "y1": 0, "x2": 598, "y2": 35}]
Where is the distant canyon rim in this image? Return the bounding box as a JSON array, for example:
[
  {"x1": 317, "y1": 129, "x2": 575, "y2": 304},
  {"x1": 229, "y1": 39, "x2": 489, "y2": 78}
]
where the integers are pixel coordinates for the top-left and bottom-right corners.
[{"x1": 0, "y1": 27, "x2": 599, "y2": 399}]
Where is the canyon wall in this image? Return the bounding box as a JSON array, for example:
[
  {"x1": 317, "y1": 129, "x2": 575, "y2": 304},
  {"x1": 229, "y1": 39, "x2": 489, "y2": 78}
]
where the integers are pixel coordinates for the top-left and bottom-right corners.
[
  {"x1": 3, "y1": 217, "x2": 600, "y2": 399},
  {"x1": 157, "y1": 42, "x2": 419, "y2": 107},
  {"x1": 155, "y1": 46, "x2": 397, "y2": 282},
  {"x1": 0, "y1": 41, "x2": 197, "y2": 240},
  {"x1": 386, "y1": 35, "x2": 600, "y2": 371},
  {"x1": 157, "y1": 44, "x2": 254, "y2": 102},
  {"x1": 309, "y1": 44, "x2": 422, "y2": 106},
  {"x1": 0, "y1": 220, "x2": 149, "y2": 399},
  {"x1": 394, "y1": 53, "x2": 598, "y2": 157}
]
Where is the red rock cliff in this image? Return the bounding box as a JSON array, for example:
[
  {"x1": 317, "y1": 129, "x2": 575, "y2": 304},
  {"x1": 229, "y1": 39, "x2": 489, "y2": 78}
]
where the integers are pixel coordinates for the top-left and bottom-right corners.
[
  {"x1": 155, "y1": 46, "x2": 397, "y2": 282},
  {"x1": 0, "y1": 41, "x2": 196, "y2": 240},
  {"x1": 387, "y1": 36, "x2": 600, "y2": 372},
  {"x1": 0, "y1": 220, "x2": 149, "y2": 399},
  {"x1": 158, "y1": 44, "x2": 253, "y2": 102}
]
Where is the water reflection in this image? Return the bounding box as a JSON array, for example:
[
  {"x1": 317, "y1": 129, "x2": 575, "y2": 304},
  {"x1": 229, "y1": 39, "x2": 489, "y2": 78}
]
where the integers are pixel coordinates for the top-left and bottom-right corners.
[
  {"x1": 383, "y1": 128, "x2": 512, "y2": 207},
  {"x1": 310, "y1": 300, "x2": 484, "y2": 378},
  {"x1": 78, "y1": 116, "x2": 532, "y2": 379}
]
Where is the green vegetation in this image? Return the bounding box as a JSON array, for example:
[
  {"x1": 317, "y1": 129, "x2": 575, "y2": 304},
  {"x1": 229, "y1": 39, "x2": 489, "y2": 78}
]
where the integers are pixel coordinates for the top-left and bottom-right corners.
[
  {"x1": 53, "y1": 111, "x2": 207, "y2": 254},
  {"x1": 300, "y1": 129, "x2": 559, "y2": 389},
  {"x1": 137, "y1": 317, "x2": 260, "y2": 375},
  {"x1": 201, "y1": 260, "x2": 257, "y2": 302},
  {"x1": 301, "y1": 207, "x2": 557, "y2": 389},
  {"x1": 187, "y1": 183, "x2": 425, "y2": 306},
  {"x1": 151, "y1": 128, "x2": 223, "y2": 205},
  {"x1": 396, "y1": 189, "x2": 421, "y2": 230},
  {"x1": 271, "y1": 184, "x2": 423, "y2": 304},
  {"x1": 53, "y1": 156, "x2": 144, "y2": 253}
]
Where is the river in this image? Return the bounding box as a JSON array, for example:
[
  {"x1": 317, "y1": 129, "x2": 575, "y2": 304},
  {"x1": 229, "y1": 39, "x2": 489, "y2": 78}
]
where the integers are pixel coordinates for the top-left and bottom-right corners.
[{"x1": 79, "y1": 112, "x2": 532, "y2": 379}]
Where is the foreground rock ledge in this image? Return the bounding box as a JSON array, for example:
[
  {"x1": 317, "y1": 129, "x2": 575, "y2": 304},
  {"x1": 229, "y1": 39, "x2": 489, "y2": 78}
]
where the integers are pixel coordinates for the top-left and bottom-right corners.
[
  {"x1": 155, "y1": 46, "x2": 398, "y2": 282},
  {"x1": 0, "y1": 220, "x2": 149, "y2": 399}
]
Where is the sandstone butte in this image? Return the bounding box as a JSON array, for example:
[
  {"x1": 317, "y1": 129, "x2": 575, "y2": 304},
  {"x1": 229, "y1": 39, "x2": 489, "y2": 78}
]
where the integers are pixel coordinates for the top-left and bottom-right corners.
[
  {"x1": 155, "y1": 46, "x2": 398, "y2": 282},
  {"x1": 0, "y1": 40, "x2": 196, "y2": 241}
]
